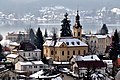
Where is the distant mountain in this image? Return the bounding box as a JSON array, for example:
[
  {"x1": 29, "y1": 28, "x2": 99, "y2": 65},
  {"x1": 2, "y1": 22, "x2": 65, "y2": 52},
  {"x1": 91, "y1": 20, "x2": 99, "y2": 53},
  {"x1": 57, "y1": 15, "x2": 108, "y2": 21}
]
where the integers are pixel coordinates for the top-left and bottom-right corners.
[{"x1": 0, "y1": 0, "x2": 120, "y2": 14}]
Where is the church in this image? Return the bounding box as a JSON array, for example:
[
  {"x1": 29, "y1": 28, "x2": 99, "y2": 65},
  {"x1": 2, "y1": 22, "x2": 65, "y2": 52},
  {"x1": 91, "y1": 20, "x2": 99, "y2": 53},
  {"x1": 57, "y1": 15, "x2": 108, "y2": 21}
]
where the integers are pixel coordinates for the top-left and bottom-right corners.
[{"x1": 43, "y1": 11, "x2": 88, "y2": 61}]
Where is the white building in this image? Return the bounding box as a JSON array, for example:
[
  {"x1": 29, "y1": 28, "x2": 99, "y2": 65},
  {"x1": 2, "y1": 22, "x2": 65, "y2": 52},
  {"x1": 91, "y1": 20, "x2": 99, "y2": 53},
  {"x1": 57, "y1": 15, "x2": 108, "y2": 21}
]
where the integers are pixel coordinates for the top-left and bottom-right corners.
[{"x1": 15, "y1": 61, "x2": 49, "y2": 74}]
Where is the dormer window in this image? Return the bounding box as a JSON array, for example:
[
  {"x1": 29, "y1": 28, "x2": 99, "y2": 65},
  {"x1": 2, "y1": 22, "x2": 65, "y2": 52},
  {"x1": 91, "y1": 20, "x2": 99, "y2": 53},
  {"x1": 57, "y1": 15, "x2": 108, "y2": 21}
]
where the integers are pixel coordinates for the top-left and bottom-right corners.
[
  {"x1": 66, "y1": 42, "x2": 69, "y2": 45},
  {"x1": 71, "y1": 42, "x2": 74, "y2": 45},
  {"x1": 77, "y1": 41, "x2": 80, "y2": 45}
]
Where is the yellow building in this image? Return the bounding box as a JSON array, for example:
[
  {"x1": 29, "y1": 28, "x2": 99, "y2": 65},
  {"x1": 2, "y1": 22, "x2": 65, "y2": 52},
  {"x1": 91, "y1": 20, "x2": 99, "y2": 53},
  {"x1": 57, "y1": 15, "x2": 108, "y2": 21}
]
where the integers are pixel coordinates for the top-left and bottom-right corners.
[
  {"x1": 43, "y1": 11, "x2": 88, "y2": 61},
  {"x1": 43, "y1": 37, "x2": 88, "y2": 61}
]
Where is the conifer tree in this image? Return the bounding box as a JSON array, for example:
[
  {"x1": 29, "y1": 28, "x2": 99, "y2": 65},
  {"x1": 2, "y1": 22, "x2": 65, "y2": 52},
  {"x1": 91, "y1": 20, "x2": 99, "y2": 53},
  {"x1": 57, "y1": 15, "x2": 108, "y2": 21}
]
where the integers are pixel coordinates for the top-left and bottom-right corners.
[
  {"x1": 29, "y1": 28, "x2": 35, "y2": 44},
  {"x1": 44, "y1": 29, "x2": 48, "y2": 37},
  {"x1": 109, "y1": 29, "x2": 120, "y2": 77},
  {"x1": 100, "y1": 24, "x2": 108, "y2": 35},
  {"x1": 60, "y1": 13, "x2": 72, "y2": 37},
  {"x1": 35, "y1": 27, "x2": 44, "y2": 58},
  {"x1": 109, "y1": 29, "x2": 120, "y2": 61}
]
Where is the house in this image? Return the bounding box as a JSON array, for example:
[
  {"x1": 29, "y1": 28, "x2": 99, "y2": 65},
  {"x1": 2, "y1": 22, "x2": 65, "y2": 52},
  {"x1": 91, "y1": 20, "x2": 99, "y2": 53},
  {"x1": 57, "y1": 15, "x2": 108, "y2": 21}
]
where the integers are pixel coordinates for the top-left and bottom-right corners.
[
  {"x1": 6, "y1": 31, "x2": 29, "y2": 42},
  {"x1": 15, "y1": 61, "x2": 49, "y2": 74},
  {"x1": 70, "y1": 55, "x2": 106, "y2": 78},
  {"x1": 12, "y1": 41, "x2": 41, "y2": 61},
  {"x1": 6, "y1": 54, "x2": 24, "y2": 64},
  {"x1": 84, "y1": 34, "x2": 112, "y2": 55}
]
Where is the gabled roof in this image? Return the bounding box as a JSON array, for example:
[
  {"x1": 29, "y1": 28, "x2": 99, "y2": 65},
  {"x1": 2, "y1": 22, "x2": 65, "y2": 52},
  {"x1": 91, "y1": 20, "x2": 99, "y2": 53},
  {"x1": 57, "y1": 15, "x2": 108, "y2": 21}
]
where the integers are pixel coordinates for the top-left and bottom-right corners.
[
  {"x1": 73, "y1": 55, "x2": 100, "y2": 61},
  {"x1": 6, "y1": 54, "x2": 19, "y2": 59},
  {"x1": 43, "y1": 37, "x2": 88, "y2": 47},
  {"x1": 17, "y1": 61, "x2": 44, "y2": 66}
]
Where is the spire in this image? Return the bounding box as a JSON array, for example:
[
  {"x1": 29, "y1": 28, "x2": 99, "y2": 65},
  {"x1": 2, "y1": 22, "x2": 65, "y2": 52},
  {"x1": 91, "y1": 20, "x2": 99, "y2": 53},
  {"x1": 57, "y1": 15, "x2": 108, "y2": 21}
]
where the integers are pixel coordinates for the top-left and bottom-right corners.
[
  {"x1": 76, "y1": 10, "x2": 80, "y2": 22},
  {"x1": 74, "y1": 10, "x2": 82, "y2": 28}
]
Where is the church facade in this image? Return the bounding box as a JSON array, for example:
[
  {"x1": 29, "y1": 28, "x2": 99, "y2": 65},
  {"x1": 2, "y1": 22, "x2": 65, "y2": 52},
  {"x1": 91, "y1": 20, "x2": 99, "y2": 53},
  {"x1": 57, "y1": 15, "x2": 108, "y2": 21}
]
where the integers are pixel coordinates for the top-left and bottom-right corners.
[{"x1": 43, "y1": 11, "x2": 88, "y2": 61}]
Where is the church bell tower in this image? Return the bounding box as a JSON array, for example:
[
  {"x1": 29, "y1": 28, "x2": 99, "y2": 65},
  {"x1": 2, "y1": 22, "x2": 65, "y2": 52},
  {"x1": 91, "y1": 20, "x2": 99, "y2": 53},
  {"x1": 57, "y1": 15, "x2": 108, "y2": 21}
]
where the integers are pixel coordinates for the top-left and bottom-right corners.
[{"x1": 73, "y1": 10, "x2": 82, "y2": 40}]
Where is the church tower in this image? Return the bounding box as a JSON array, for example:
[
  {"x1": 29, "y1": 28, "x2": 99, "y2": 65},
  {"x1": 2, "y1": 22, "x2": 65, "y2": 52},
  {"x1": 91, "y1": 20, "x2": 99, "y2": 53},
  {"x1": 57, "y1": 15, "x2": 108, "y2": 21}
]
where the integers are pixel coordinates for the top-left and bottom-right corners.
[{"x1": 73, "y1": 10, "x2": 82, "y2": 40}]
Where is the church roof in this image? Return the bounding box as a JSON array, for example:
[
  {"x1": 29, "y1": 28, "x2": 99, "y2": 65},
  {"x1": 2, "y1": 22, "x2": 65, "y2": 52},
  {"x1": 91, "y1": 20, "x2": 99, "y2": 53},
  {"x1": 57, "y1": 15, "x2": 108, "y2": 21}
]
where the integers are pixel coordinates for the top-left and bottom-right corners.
[{"x1": 43, "y1": 37, "x2": 88, "y2": 47}]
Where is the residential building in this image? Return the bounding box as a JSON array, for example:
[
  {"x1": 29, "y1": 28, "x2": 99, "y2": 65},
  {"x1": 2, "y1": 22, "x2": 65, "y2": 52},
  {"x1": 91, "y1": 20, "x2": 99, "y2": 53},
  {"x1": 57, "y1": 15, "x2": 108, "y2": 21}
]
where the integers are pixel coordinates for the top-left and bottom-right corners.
[
  {"x1": 84, "y1": 34, "x2": 112, "y2": 55},
  {"x1": 12, "y1": 41, "x2": 41, "y2": 61},
  {"x1": 6, "y1": 31, "x2": 29, "y2": 42},
  {"x1": 15, "y1": 61, "x2": 49, "y2": 74},
  {"x1": 70, "y1": 55, "x2": 106, "y2": 78}
]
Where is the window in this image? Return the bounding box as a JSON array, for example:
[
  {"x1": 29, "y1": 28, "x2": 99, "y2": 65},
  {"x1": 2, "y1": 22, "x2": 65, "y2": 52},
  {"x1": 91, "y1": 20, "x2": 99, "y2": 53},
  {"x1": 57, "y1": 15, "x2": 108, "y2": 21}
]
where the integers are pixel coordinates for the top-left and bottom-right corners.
[
  {"x1": 67, "y1": 51, "x2": 69, "y2": 55},
  {"x1": 62, "y1": 51, "x2": 64, "y2": 55},
  {"x1": 67, "y1": 56, "x2": 69, "y2": 58},
  {"x1": 55, "y1": 51, "x2": 57, "y2": 54},
  {"x1": 23, "y1": 53, "x2": 25, "y2": 56},
  {"x1": 71, "y1": 42, "x2": 74, "y2": 45},
  {"x1": 29, "y1": 53, "x2": 30, "y2": 56},
  {"x1": 77, "y1": 42, "x2": 80, "y2": 45},
  {"x1": 51, "y1": 50, "x2": 53, "y2": 55},
  {"x1": 34, "y1": 66, "x2": 37, "y2": 68},
  {"x1": 78, "y1": 50, "x2": 80, "y2": 55},
  {"x1": 40, "y1": 66, "x2": 43, "y2": 68},
  {"x1": 66, "y1": 42, "x2": 69, "y2": 45},
  {"x1": 36, "y1": 53, "x2": 37, "y2": 56},
  {"x1": 84, "y1": 50, "x2": 86, "y2": 55},
  {"x1": 73, "y1": 51, "x2": 75, "y2": 55},
  {"x1": 78, "y1": 32, "x2": 80, "y2": 36},
  {"x1": 29, "y1": 66, "x2": 32, "y2": 68}
]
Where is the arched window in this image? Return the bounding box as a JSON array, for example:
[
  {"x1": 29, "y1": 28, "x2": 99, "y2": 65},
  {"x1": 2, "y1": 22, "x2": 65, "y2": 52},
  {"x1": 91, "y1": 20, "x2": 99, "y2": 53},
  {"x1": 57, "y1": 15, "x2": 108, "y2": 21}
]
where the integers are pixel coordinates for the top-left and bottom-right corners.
[
  {"x1": 73, "y1": 51, "x2": 75, "y2": 55},
  {"x1": 51, "y1": 50, "x2": 53, "y2": 55},
  {"x1": 62, "y1": 51, "x2": 64, "y2": 55},
  {"x1": 78, "y1": 50, "x2": 80, "y2": 55},
  {"x1": 67, "y1": 51, "x2": 69, "y2": 55}
]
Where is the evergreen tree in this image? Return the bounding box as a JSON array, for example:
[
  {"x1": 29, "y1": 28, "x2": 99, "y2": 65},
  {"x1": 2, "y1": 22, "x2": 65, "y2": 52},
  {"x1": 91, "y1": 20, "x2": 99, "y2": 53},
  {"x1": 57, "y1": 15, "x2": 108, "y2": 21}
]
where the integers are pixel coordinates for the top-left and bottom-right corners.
[
  {"x1": 0, "y1": 44, "x2": 5, "y2": 61},
  {"x1": 35, "y1": 27, "x2": 44, "y2": 59},
  {"x1": 109, "y1": 30, "x2": 120, "y2": 61},
  {"x1": 44, "y1": 29, "x2": 48, "y2": 37},
  {"x1": 60, "y1": 13, "x2": 72, "y2": 37},
  {"x1": 29, "y1": 28, "x2": 35, "y2": 44},
  {"x1": 100, "y1": 24, "x2": 108, "y2": 35},
  {"x1": 109, "y1": 29, "x2": 120, "y2": 77}
]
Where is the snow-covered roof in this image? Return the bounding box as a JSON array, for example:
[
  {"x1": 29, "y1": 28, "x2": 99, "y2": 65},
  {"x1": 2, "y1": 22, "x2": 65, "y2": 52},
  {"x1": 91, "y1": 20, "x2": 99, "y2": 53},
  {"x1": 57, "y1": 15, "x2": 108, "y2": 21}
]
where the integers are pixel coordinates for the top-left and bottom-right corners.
[
  {"x1": 53, "y1": 61, "x2": 69, "y2": 64},
  {"x1": 17, "y1": 61, "x2": 44, "y2": 66},
  {"x1": 73, "y1": 55, "x2": 100, "y2": 61},
  {"x1": 43, "y1": 37, "x2": 88, "y2": 47},
  {"x1": 30, "y1": 70, "x2": 61, "y2": 79},
  {"x1": 6, "y1": 54, "x2": 19, "y2": 59},
  {"x1": 34, "y1": 49, "x2": 41, "y2": 51},
  {"x1": 95, "y1": 35, "x2": 107, "y2": 39},
  {"x1": 103, "y1": 60, "x2": 113, "y2": 65},
  {"x1": 9, "y1": 42, "x2": 20, "y2": 46}
]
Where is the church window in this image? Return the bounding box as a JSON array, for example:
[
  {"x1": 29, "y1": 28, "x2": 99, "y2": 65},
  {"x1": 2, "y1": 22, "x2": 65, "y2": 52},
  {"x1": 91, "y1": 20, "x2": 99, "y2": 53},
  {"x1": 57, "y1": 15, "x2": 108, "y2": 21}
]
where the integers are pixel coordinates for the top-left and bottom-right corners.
[
  {"x1": 51, "y1": 50, "x2": 53, "y2": 55},
  {"x1": 67, "y1": 51, "x2": 70, "y2": 55},
  {"x1": 78, "y1": 50, "x2": 80, "y2": 55},
  {"x1": 62, "y1": 51, "x2": 64, "y2": 55},
  {"x1": 73, "y1": 51, "x2": 75, "y2": 55},
  {"x1": 78, "y1": 32, "x2": 80, "y2": 36}
]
